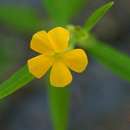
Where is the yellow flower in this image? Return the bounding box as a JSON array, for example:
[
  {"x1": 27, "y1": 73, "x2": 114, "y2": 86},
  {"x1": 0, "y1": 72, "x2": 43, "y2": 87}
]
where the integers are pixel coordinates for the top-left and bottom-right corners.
[{"x1": 27, "y1": 27, "x2": 88, "y2": 87}]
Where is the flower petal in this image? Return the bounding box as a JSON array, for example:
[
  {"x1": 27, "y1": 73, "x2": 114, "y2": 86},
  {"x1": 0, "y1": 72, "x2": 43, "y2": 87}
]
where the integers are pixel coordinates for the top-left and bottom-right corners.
[
  {"x1": 31, "y1": 31, "x2": 54, "y2": 54},
  {"x1": 48, "y1": 27, "x2": 70, "y2": 52},
  {"x1": 27, "y1": 55, "x2": 53, "y2": 78},
  {"x1": 50, "y1": 62, "x2": 72, "y2": 87},
  {"x1": 63, "y1": 49, "x2": 88, "y2": 73}
]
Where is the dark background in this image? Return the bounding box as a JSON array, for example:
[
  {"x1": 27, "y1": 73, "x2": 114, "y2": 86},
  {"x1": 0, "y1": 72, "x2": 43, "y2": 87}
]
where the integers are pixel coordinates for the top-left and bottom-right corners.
[{"x1": 0, "y1": 0, "x2": 130, "y2": 130}]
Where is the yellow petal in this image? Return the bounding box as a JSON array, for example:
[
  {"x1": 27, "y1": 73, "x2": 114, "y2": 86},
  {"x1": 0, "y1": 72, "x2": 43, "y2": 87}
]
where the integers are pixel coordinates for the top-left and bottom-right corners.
[
  {"x1": 31, "y1": 31, "x2": 54, "y2": 54},
  {"x1": 48, "y1": 27, "x2": 70, "y2": 52},
  {"x1": 27, "y1": 55, "x2": 53, "y2": 78},
  {"x1": 50, "y1": 62, "x2": 72, "y2": 87},
  {"x1": 63, "y1": 49, "x2": 88, "y2": 73}
]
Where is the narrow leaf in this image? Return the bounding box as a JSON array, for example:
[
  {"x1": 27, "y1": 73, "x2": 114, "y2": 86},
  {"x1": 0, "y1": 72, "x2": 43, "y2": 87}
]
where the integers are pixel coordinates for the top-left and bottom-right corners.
[
  {"x1": 84, "y1": 1, "x2": 114, "y2": 32},
  {"x1": 0, "y1": 65, "x2": 34, "y2": 99},
  {"x1": 79, "y1": 35, "x2": 130, "y2": 81}
]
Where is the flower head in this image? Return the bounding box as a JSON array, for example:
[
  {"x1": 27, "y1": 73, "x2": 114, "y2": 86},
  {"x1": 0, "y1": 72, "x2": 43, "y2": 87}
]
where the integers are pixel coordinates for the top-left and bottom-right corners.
[{"x1": 27, "y1": 27, "x2": 88, "y2": 87}]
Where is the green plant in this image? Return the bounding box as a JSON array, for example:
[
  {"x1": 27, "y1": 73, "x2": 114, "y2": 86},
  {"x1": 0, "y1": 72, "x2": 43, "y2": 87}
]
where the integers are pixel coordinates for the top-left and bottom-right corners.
[{"x1": 0, "y1": 1, "x2": 129, "y2": 130}]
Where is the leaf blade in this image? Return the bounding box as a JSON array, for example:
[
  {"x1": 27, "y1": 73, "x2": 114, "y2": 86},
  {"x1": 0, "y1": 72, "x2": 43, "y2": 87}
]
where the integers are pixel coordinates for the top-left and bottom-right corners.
[
  {"x1": 79, "y1": 35, "x2": 130, "y2": 81},
  {"x1": 0, "y1": 65, "x2": 34, "y2": 99},
  {"x1": 84, "y1": 1, "x2": 114, "y2": 32}
]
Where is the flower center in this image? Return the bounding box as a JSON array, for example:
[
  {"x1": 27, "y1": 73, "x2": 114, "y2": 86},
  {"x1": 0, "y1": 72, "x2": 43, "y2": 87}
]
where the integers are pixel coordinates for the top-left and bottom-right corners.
[{"x1": 53, "y1": 52, "x2": 63, "y2": 61}]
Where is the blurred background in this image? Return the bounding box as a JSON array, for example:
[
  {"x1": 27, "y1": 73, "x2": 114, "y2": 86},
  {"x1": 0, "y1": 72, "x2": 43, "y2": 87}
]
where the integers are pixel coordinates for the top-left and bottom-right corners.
[{"x1": 0, "y1": 0, "x2": 130, "y2": 130}]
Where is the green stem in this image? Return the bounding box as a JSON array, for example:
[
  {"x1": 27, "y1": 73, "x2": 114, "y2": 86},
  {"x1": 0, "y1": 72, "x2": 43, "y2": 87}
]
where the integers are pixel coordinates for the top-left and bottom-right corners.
[{"x1": 48, "y1": 85, "x2": 70, "y2": 130}]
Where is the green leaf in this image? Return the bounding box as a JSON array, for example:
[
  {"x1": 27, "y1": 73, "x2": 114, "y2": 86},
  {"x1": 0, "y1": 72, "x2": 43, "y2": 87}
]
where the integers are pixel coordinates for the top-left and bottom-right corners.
[
  {"x1": 84, "y1": 1, "x2": 114, "y2": 32},
  {"x1": 0, "y1": 65, "x2": 34, "y2": 99},
  {"x1": 48, "y1": 84, "x2": 70, "y2": 130},
  {"x1": 42, "y1": 0, "x2": 87, "y2": 25},
  {"x1": 79, "y1": 35, "x2": 130, "y2": 81},
  {"x1": 0, "y1": 5, "x2": 41, "y2": 32}
]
